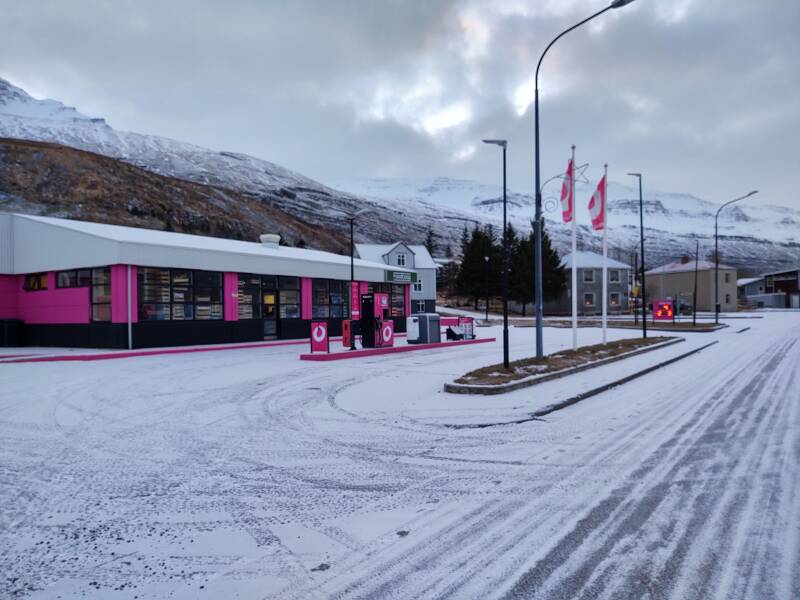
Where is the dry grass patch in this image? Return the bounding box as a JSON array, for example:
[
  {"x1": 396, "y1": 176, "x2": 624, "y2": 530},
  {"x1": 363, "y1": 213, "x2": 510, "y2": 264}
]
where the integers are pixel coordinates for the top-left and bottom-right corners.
[{"x1": 455, "y1": 336, "x2": 674, "y2": 386}]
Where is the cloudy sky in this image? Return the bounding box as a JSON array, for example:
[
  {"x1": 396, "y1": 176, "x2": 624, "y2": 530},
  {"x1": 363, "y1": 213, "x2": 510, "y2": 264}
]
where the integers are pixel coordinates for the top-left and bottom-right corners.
[{"x1": 1, "y1": 0, "x2": 798, "y2": 206}]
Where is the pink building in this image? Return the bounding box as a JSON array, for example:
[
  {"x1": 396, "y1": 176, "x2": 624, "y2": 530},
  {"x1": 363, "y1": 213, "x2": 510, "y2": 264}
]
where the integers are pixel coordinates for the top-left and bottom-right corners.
[{"x1": 0, "y1": 214, "x2": 413, "y2": 348}]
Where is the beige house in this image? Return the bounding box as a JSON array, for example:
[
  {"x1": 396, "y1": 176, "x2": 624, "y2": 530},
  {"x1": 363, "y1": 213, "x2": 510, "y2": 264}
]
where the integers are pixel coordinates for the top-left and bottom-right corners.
[{"x1": 645, "y1": 258, "x2": 737, "y2": 312}]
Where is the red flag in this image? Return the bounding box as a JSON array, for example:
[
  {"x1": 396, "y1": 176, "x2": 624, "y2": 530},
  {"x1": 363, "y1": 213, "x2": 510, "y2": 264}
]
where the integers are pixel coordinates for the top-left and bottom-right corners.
[
  {"x1": 588, "y1": 175, "x2": 606, "y2": 231},
  {"x1": 560, "y1": 159, "x2": 574, "y2": 223}
]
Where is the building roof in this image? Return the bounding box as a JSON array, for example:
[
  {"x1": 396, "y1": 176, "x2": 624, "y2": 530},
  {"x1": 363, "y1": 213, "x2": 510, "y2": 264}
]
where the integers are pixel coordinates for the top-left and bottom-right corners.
[
  {"x1": 737, "y1": 277, "x2": 764, "y2": 287},
  {"x1": 355, "y1": 243, "x2": 439, "y2": 269},
  {"x1": 761, "y1": 268, "x2": 800, "y2": 277},
  {"x1": 645, "y1": 259, "x2": 735, "y2": 275},
  {"x1": 0, "y1": 213, "x2": 410, "y2": 281},
  {"x1": 560, "y1": 251, "x2": 631, "y2": 270}
]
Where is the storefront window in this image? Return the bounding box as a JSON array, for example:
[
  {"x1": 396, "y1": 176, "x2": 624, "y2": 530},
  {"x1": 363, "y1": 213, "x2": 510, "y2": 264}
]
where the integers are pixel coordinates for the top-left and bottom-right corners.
[
  {"x1": 312, "y1": 279, "x2": 349, "y2": 319},
  {"x1": 278, "y1": 276, "x2": 301, "y2": 319},
  {"x1": 238, "y1": 274, "x2": 261, "y2": 319},
  {"x1": 91, "y1": 268, "x2": 112, "y2": 322},
  {"x1": 23, "y1": 273, "x2": 48, "y2": 291},
  {"x1": 56, "y1": 269, "x2": 91, "y2": 288},
  {"x1": 137, "y1": 268, "x2": 222, "y2": 321},
  {"x1": 390, "y1": 284, "x2": 405, "y2": 317}
]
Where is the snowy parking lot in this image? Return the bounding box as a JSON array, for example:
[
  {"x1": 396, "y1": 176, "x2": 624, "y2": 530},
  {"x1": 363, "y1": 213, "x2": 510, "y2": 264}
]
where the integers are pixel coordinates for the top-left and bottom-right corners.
[{"x1": 1, "y1": 313, "x2": 799, "y2": 599}]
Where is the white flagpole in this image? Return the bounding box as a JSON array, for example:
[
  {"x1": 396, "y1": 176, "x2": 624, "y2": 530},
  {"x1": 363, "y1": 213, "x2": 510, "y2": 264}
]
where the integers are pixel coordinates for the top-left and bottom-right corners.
[
  {"x1": 571, "y1": 145, "x2": 577, "y2": 351},
  {"x1": 602, "y1": 164, "x2": 608, "y2": 344}
]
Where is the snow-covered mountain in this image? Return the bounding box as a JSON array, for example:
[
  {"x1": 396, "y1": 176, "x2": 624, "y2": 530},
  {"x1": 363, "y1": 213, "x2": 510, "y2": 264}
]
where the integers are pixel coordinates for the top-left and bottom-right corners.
[
  {"x1": 1, "y1": 77, "x2": 798, "y2": 275},
  {"x1": 332, "y1": 176, "x2": 800, "y2": 274}
]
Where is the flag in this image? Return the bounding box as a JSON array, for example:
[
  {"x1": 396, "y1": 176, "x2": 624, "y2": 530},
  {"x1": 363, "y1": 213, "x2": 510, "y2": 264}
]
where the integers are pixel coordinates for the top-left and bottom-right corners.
[
  {"x1": 560, "y1": 158, "x2": 574, "y2": 223},
  {"x1": 588, "y1": 175, "x2": 606, "y2": 231}
]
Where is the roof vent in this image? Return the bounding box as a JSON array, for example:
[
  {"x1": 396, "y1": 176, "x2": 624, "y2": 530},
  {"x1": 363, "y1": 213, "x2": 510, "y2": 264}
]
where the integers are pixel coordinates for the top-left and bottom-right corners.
[{"x1": 259, "y1": 234, "x2": 281, "y2": 249}]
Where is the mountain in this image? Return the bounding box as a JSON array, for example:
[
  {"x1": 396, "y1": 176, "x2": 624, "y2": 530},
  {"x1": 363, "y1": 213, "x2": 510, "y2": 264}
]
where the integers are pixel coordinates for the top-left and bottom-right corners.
[
  {"x1": 332, "y1": 177, "x2": 800, "y2": 275},
  {"x1": 1, "y1": 77, "x2": 798, "y2": 275}
]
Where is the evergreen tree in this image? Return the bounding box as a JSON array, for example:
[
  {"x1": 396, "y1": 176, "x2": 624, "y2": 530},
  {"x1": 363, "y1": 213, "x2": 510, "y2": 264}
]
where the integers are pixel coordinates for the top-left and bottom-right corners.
[
  {"x1": 424, "y1": 226, "x2": 438, "y2": 257},
  {"x1": 509, "y1": 222, "x2": 566, "y2": 315},
  {"x1": 444, "y1": 244, "x2": 454, "y2": 259},
  {"x1": 540, "y1": 221, "x2": 567, "y2": 303},
  {"x1": 457, "y1": 225, "x2": 495, "y2": 309}
]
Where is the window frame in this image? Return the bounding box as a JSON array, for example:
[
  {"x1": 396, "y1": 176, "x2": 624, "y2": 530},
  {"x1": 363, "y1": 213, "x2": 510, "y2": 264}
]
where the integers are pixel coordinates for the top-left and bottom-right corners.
[
  {"x1": 396, "y1": 253, "x2": 406, "y2": 267},
  {"x1": 583, "y1": 292, "x2": 596, "y2": 307},
  {"x1": 583, "y1": 269, "x2": 595, "y2": 283},
  {"x1": 56, "y1": 269, "x2": 92, "y2": 289},
  {"x1": 609, "y1": 269, "x2": 620, "y2": 283},
  {"x1": 137, "y1": 268, "x2": 224, "y2": 322},
  {"x1": 90, "y1": 267, "x2": 112, "y2": 322},
  {"x1": 412, "y1": 280, "x2": 423, "y2": 293},
  {"x1": 311, "y1": 278, "x2": 349, "y2": 320},
  {"x1": 609, "y1": 292, "x2": 622, "y2": 307}
]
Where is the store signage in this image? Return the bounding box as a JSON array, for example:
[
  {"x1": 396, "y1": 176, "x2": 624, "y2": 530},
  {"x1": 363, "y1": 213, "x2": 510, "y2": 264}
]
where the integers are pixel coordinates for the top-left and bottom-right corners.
[
  {"x1": 310, "y1": 321, "x2": 329, "y2": 353},
  {"x1": 385, "y1": 271, "x2": 417, "y2": 284},
  {"x1": 350, "y1": 282, "x2": 360, "y2": 318},
  {"x1": 379, "y1": 320, "x2": 394, "y2": 347},
  {"x1": 653, "y1": 300, "x2": 674, "y2": 321}
]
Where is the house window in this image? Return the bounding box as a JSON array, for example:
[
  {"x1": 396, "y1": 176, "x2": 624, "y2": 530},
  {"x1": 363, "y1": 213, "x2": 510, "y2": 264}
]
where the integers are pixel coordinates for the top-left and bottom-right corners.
[
  {"x1": 724, "y1": 272, "x2": 730, "y2": 284},
  {"x1": 610, "y1": 292, "x2": 621, "y2": 307},
  {"x1": 396, "y1": 253, "x2": 406, "y2": 267},
  {"x1": 583, "y1": 292, "x2": 595, "y2": 306},
  {"x1": 312, "y1": 279, "x2": 349, "y2": 319},
  {"x1": 23, "y1": 273, "x2": 48, "y2": 291},
  {"x1": 91, "y1": 268, "x2": 112, "y2": 322},
  {"x1": 413, "y1": 280, "x2": 423, "y2": 293},
  {"x1": 415, "y1": 300, "x2": 426, "y2": 313},
  {"x1": 725, "y1": 293, "x2": 731, "y2": 304},
  {"x1": 237, "y1": 274, "x2": 261, "y2": 319},
  {"x1": 138, "y1": 268, "x2": 222, "y2": 321},
  {"x1": 278, "y1": 276, "x2": 301, "y2": 319},
  {"x1": 583, "y1": 270, "x2": 595, "y2": 283},
  {"x1": 609, "y1": 270, "x2": 620, "y2": 283},
  {"x1": 56, "y1": 269, "x2": 91, "y2": 288}
]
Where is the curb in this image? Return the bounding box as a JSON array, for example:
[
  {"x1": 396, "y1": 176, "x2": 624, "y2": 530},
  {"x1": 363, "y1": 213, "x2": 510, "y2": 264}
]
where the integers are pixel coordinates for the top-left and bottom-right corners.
[
  {"x1": 444, "y1": 337, "x2": 684, "y2": 395},
  {"x1": 445, "y1": 340, "x2": 719, "y2": 429},
  {"x1": 300, "y1": 337, "x2": 495, "y2": 361}
]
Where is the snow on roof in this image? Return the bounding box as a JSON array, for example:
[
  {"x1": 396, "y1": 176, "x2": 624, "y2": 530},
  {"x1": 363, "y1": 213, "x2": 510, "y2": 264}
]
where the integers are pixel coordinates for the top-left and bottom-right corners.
[
  {"x1": 2, "y1": 213, "x2": 410, "y2": 280},
  {"x1": 560, "y1": 251, "x2": 631, "y2": 270},
  {"x1": 646, "y1": 259, "x2": 734, "y2": 275},
  {"x1": 737, "y1": 277, "x2": 764, "y2": 287},
  {"x1": 356, "y1": 243, "x2": 438, "y2": 269}
]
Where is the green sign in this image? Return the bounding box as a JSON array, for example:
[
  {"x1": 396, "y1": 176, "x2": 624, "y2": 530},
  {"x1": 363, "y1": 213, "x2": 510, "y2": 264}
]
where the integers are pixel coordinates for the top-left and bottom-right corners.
[{"x1": 385, "y1": 270, "x2": 416, "y2": 284}]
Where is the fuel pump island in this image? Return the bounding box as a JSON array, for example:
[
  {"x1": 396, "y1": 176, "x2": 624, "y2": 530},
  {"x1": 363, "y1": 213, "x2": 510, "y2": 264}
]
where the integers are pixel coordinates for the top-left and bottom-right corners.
[{"x1": 302, "y1": 293, "x2": 493, "y2": 361}]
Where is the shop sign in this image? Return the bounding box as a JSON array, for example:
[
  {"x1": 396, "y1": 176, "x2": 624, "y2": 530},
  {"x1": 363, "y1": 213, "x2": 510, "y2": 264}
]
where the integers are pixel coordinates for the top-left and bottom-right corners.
[
  {"x1": 310, "y1": 321, "x2": 329, "y2": 353},
  {"x1": 385, "y1": 271, "x2": 417, "y2": 284},
  {"x1": 350, "y1": 282, "x2": 360, "y2": 318},
  {"x1": 653, "y1": 300, "x2": 674, "y2": 321}
]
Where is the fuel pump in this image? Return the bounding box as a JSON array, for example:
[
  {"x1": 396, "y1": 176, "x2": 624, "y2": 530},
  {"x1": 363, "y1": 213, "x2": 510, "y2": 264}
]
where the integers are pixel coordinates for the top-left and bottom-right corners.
[{"x1": 359, "y1": 293, "x2": 391, "y2": 348}]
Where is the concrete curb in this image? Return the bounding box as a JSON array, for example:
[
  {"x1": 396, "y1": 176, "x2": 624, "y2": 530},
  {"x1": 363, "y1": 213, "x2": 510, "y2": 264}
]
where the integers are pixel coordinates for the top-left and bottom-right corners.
[
  {"x1": 445, "y1": 340, "x2": 720, "y2": 429},
  {"x1": 444, "y1": 337, "x2": 685, "y2": 396}
]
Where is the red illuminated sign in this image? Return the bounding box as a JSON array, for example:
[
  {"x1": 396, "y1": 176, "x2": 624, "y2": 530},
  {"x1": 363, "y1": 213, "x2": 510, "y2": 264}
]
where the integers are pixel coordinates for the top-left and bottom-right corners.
[
  {"x1": 654, "y1": 300, "x2": 674, "y2": 321},
  {"x1": 310, "y1": 321, "x2": 329, "y2": 353}
]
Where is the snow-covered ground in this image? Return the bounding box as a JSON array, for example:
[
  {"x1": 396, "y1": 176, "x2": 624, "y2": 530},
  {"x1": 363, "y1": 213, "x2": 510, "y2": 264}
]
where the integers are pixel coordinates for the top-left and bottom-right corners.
[{"x1": 1, "y1": 313, "x2": 799, "y2": 599}]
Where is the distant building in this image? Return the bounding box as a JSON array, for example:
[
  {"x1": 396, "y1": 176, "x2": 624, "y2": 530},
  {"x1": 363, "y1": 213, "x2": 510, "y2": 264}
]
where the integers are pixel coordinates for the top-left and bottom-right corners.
[
  {"x1": 763, "y1": 268, "x2": 800, "y2": 308},
  {"x1": 646, "y1": 257, "x2": 737, "y2": 312},
  {"x1": 545, "y1": 251, "x2": 632, "y2": 316},
  {"x1": 356, "y1": 243, "x2": 438, "y2": 314},
  {"x1": 737, "y1": 275, "x2": 787, "y2": 309}
]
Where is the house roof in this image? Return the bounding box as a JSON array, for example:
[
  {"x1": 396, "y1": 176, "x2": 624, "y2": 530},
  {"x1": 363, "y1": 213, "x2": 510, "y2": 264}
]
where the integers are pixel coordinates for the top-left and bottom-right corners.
[
  {"x1": 737, "y1": 277, "x2": 764, "y2": 287},
  {"x1": 646, "y1": 259, "x2": 735, "y2": 275},
  {"x1": 560, "y1": 251, "x2": 631, "y2": 270},
  {"x1": 355, "y1": 243, "x2": 439, "y2": 269},
  {"x1": 0, "y1": 213, "x2": 410, "y2": 281}
]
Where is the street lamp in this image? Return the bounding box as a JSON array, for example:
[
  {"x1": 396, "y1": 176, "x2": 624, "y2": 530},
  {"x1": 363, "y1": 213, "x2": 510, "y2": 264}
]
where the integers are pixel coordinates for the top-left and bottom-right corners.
[
  {"x1": 346, "y1": 207, "x2": 371, "y2": 350},
  {"x1": 484, "y1": 255, "x2": 491, "y2": 322},
  {"x1": 483, "y1": 138, "x2": 510, "y2": 369},
  {"x1": 715, "y1": 190, "x2": 757, "y2": 323},
  {"x1": 627, "y1": 172, "x2": 646, "y2": 339},
  {"x1": 533, "y1": 0, "x2": 636, "y2": 358}
]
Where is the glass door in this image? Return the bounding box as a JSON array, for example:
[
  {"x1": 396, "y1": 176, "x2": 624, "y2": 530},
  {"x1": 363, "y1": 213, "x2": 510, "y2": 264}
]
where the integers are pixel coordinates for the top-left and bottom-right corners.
[{"x1": 263, "y1": 289, "x2": 278, "y2": 339}]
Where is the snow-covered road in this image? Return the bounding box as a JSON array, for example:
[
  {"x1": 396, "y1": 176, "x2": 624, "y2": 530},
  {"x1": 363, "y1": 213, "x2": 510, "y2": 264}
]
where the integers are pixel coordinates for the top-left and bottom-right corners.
[{"x1": 1, "y1": 313, "x2": 798, "y2": 599}]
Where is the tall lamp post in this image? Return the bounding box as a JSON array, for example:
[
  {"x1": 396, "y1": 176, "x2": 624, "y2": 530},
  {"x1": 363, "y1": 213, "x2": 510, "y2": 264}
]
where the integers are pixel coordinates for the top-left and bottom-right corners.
[
  {"x1": 484, "y1": 255, "x2": 490, "y2": 323},
  {"x1": 346, "y1": 208, "x2": 370, "y2": 350},
  {"x1": 533, "y1": 0, "x2": 636, "y2": 358},
  {"x1": 483, "y1": 139, "x2": 510, "y2": 369},
  {"x1": 715, "y1": 190, "x2": 758, "y2": 323},
  {"x1": 628, "y1": 172, "x2": 646, "y2": 338}
]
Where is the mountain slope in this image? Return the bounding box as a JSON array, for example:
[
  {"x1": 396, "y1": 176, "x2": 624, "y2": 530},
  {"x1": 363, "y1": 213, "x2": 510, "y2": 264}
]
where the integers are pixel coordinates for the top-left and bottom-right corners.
[{"x1": 1, "y1": 78, "x2": 798, "y2": 275}]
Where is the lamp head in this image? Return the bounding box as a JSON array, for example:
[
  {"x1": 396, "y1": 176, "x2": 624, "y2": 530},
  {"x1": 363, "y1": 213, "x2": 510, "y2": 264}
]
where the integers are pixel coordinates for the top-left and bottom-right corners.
[
  {"x1": 610, "y1": 0, "x2": 636, "y2": 8},
  {"x1": 627, "y1": 172, "x2": 642, "y2": 178},
  {"x1": 482, "y1": 139, "x2": 507, "y2": 148}
]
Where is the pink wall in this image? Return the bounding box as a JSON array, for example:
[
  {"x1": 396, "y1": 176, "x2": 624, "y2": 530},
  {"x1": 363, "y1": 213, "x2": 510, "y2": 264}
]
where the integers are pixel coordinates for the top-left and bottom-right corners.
[
  {"x1": 111, "y1": 265, "x2": 138, "y2": 324},
  {"x1": 224, "y1": 272, "x2": 239, "y2": 321},
  {"x1": 0, "y1": 275, "x2": 18, "y2": 319},
  {"x1": 17, "y1": 272, "x2": 90, "y2": 324},
  {"x1": 301, "y1": 278, "x2": 312, "y2": 320}
]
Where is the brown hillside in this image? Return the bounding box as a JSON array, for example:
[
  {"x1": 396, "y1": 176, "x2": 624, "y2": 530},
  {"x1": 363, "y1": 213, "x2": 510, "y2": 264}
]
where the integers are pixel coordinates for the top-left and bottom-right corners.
[{"x1": 0, "y1": 137, "x2": 347, "y2": 252}]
